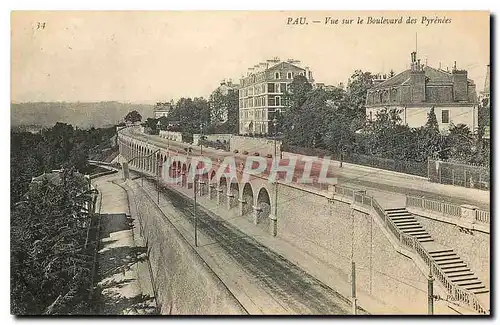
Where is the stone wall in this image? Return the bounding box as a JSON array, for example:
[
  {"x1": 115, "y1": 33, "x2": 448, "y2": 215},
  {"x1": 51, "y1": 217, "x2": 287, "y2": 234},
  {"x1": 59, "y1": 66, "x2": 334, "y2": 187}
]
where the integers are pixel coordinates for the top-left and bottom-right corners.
[
  {"x1": 413, "y1": 214, "x2": 490, "y2": 288},
  {"x1": 158, "y1": 130, "x2": 183, "y2": 143},
  {"x1": 276, "y1": 184, "x2": 431, "y2": 314},
  {"x1": 125, "y1": 181, "x2": 245, "y2": 315},
  {"x1": 230, "y1": 135, "x2": 282, "y2": 157},
  {"x1": 192, "y1": 133, "x2": 233, "y2": 146}
]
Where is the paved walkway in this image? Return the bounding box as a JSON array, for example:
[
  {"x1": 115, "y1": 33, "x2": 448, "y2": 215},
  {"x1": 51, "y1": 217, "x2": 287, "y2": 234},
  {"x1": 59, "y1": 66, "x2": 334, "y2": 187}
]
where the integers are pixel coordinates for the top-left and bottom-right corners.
[
  {"x1": 92, "y1": 174, "x2": 157, "y2": 315},
  {"x1": 283, "y1": 153, "x2": 489, "y2": 210}
]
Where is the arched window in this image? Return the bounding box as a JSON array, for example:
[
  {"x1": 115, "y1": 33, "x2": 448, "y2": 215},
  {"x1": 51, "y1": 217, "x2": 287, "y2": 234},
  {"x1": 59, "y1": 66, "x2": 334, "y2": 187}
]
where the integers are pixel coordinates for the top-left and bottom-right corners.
[
  {"x1": 287, "y1": 72, "x2": 292, "y2": 79},
  {"x1": 275, "y1": 96, "x2": 280, "y2": 106},
  {"x1": 275, "y1": 72, "x2": 280, "y2": 79}
]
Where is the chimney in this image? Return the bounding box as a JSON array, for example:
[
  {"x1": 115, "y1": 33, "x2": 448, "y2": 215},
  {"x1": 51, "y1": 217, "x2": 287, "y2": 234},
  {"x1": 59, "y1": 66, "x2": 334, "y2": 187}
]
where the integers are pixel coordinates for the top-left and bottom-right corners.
[
  {"x1": 452, "y1": 64, "x2": 468, "y2": 101},
  {"x1": 305, "y1": 66, "x2": 310, "y2": 80},
  {"x1": 410, "y1": 56, "x2": 426, "y2": 103}
]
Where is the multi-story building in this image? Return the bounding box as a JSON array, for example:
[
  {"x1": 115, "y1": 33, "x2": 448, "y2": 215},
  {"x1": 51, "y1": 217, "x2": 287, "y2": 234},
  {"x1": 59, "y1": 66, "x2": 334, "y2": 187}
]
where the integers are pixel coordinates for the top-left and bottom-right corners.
[
  {"x1": 238, "y1": 57, "x2": 314, "y2": 135},
  {"x1": 365, "y1": 52, "x2": 479, "y2": 134},
  {"x1": 210, "y1": 79, "x2": 239, "y2": 125},
  {"x1": 154, "y1": 101, "x2": 174, "y2": 119}
]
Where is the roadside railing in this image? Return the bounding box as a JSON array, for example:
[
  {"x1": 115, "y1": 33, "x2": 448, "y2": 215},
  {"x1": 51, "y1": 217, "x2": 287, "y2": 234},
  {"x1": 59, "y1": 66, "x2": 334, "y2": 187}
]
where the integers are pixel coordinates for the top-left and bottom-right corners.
[
  {"x1": 334, "y1": 185, "x2": 488, "y2": 314},
  {"x1": 406, "y1": 195, "x2": 490, "y2": 224}
]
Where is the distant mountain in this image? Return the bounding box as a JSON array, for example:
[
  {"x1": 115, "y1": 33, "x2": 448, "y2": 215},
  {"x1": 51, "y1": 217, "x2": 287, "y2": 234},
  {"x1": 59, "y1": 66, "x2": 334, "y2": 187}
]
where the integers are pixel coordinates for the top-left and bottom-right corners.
[{"x1": 11, "y1": 101, "x2": 155, "y2": 129}]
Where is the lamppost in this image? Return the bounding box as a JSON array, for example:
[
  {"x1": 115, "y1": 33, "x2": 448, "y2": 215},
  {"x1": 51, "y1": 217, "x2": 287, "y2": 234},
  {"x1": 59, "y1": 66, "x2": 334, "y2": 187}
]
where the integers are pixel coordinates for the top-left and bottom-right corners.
[
  {"x1": 273, "y1": 118, "x2": 278, "y2": 228},
  {"x1": 194, "y1": 174, "x2": 198, "y2": 247},
  {"x1": 200, "y1": 123, "x2": 204, "y2": 155}
]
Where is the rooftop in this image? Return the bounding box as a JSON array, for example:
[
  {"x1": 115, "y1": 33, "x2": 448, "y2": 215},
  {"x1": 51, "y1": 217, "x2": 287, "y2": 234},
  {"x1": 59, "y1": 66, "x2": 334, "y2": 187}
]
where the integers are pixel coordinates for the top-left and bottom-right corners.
[{"x1": 371, "y1": 65, "x2": 475, "y2": 91}]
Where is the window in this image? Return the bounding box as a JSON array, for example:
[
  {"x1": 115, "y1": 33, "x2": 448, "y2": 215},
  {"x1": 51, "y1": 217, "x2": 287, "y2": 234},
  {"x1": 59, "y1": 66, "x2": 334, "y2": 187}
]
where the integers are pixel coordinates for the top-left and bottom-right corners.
[
  {"x1": 441, "y1": 109, "x2": 449, "y2": 124},
  {"x1": 268, "y1": 96, "x2": 275, "y2": 106},
  {"x1": 280, "y1": 83, "x2": 287, "y2": 93},
  {"x1": 275, "y1": 96, "x2": 280, "y2": 106},
  {"x1": 287, "y1": 72, "x2": 292, "y2": 79},
  {"x1": 369, "y1": 111, "x2": 373, "y2": 121},
  {"x1": 275, "y1": 72, "x2": 280, "y2": 79},
  {"x1": 268, "y1": 83, "x2": 275, "y2": 93}
]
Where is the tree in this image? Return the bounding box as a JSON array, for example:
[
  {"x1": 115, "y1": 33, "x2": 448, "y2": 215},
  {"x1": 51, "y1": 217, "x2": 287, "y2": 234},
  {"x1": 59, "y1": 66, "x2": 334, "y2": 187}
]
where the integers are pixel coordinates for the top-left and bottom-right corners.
[
  {"x1": 281, "y1": 75, "x2": 313, "y2": 144},
  {"x1": 124, "y1": 110, "x2": 142, "y2": 124},
  {"x1": 11, "y1": 168, "x2": 95, "y2": 315},
  {"x1": 208, "y1": 88, "x2": 239, "y2": 134},
  {"x1": 422, "y1": 107, "x2": 442, "y2": 159},
  {"x1": 445, "y1": 123, "x2": 475, "y2": 163},
  {"x1": 344, "y1": 70, "x2": 374, "y2": 118}
]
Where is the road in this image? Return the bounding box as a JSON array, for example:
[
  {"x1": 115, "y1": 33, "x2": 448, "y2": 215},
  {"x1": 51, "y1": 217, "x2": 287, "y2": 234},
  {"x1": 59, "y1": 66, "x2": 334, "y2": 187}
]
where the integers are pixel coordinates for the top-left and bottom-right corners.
[
  {"x1": 132, "y1": 170, "x2": 365, "y2": 315},
  {"x1": 123, "y1": 127, "x2": 489, "y2": 209}
]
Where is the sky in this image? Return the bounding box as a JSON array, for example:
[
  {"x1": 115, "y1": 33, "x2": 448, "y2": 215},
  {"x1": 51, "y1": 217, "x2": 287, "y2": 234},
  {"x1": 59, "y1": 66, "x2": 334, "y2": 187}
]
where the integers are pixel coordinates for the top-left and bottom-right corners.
[{"x1": 11, "y1": 11, "x2": 490, "y2": 104}]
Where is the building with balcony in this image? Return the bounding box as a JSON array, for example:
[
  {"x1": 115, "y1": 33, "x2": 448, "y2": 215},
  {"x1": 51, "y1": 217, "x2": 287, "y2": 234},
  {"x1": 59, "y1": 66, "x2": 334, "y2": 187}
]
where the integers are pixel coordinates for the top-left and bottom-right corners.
[
  {"x1": 238, "y1": 57, "x2": 314, "y2": 135},
  {"x1": 365, "y1": 52, "x2": 479, "y2": 134}
]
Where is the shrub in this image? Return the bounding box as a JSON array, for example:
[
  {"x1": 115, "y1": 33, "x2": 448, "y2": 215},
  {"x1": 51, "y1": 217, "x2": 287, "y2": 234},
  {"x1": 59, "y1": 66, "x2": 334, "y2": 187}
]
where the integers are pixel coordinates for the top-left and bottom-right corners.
[
  {"x1": 254, "y1": 152, "x2": 260, "y2": 156},
  {"x1": 243, "y1": 150, "x2": 249, "y2": 155},
  {"x1": 233, "y1": 149, "x2": 239, "y2": 154},
  {"x1": 266, "y1": 153, "x2": 273, "y2": 158}
]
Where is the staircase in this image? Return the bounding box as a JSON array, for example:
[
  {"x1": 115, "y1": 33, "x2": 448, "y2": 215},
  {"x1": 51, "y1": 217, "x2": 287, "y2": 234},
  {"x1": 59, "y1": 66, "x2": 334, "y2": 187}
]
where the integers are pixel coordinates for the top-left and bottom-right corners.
[
  {"x1": 385, "y1": 208, "x2": 433, "y2": 243},
  {"x1": 428, "y1": 248, "x2": 489, "y2": 295},
  {"x1": 385, "y1": 208, "x2": 489, "y2": 296}
]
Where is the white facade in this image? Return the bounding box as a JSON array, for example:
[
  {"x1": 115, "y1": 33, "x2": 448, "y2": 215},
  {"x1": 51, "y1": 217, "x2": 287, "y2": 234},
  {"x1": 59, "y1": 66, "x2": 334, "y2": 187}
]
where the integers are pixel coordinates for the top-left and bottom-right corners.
[{"x1": 366, "y1": 105, "x2": 478, "y2": 134}]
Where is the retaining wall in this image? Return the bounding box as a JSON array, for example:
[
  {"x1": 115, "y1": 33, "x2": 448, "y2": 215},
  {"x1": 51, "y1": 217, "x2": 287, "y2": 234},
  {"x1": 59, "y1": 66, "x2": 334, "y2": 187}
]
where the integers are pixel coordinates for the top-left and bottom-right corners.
[
  {"x1": 125, "y1": 181, "x2": 246, "y2": 315},
  {"x1": 230, "y1": 135, "x2": 282, "y2": 157},
  {"x1": 275, "y1": 184, "x2": 432, "y2": 314}
]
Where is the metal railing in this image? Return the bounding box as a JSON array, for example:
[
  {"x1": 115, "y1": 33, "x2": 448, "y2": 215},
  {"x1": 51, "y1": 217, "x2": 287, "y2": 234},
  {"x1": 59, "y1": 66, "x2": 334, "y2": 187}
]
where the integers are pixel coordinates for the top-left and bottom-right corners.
[
  {"x1": 406, "y1": 195, "x2": 490, "y2": 224},
  {"x1": 334, "y1": 185, "x2": 488, "y2": 314}
]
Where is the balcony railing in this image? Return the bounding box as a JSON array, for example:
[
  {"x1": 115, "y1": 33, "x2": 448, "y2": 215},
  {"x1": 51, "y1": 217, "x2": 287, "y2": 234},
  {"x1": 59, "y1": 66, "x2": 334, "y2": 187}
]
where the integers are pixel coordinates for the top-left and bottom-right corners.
[{"x1": 406, "y1": 195, "x2": 490, "y2": 224}]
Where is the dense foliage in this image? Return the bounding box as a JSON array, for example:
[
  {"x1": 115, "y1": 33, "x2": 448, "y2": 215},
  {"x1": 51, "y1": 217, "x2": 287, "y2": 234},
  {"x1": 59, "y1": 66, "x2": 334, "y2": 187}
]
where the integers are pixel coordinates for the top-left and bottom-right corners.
[
  {"x1": 11, "y1": 123, "x2": 116, "y2": 205},
  {"x1": 11, "y1": 123, "x2": 117, "y2": 314},
  {"x1": 11, "y1": 169, "x2": 95, "y2": 315},
  {"x1": 280, "y1": 71, "x2": 490, "y2": 167}
]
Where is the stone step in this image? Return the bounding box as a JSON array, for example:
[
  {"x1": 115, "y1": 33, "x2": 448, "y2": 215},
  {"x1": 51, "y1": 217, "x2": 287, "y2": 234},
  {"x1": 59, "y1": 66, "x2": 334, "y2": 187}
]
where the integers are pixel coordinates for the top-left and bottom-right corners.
[
  {"x1": 436, "y1": 260, "x2": 464, "y2": 267},
  {"x1": 414, "y1": 234, "x2": 432, "y2": 239},
  {"x1": 429, "y1": 251, "x2": 456, "y2": 258},
  {"x1": 458, "y1": 280, "x2": 483, "y2": 287},
  {"x1": 386, "y1": 209, "x2": 411, "y2": 213},
  {"x1": 443, "y1": 266, "x2": 470, "y2": 273},
  {"x1": 394, "y1": 221, "x2": 419, "y2": 226},
  {"x1": 419, "y1": 238, "x2": 434, "y2": 243},
  {"x1": 405, "y1": 230, "x2": 428, "y2": 235},
  {"x1": 429, "y1": 249, "x2": 454, "y2": 255},
  {"x1": 393, "y1": 218, "x2": 417, "y2": 223},
  {"x1": 447, "y1": 271, "x2": 475, "y2": 278},
  {"x1": 387, "y1": 212, "x2": 412, "y2": 217},
  {"x1": 385, "y1": 208, "x2": 407, "y2": 212},
  {"x1": 398, "y1": 225, "x2": 423, "y2": 230},
  {"x1": 451, "y1": 276, "x2": 479, "y2": 283},
  {"x1": 469, "y1": 288, "x2": 489, "y2": 294},
  {"x1": 433, "y1": 256, "x2": 461, "y2": 262},
  {"x1": 460, "y1": 284, "x2": 486, "y2": 291}
]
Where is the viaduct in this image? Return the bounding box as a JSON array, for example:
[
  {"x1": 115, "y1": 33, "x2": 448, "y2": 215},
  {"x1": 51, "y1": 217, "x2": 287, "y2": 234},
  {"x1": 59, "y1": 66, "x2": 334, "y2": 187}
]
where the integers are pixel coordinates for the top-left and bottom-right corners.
[{"x1": 116, "y1": 126, "x2": 490, "y2": 315}]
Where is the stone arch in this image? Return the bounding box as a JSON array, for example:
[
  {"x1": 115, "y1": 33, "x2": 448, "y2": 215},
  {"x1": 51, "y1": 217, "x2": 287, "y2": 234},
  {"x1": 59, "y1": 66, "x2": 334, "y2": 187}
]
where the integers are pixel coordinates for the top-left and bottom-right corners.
[
  {"x1": 181, "y1": 163, "x2": 188, "y2": 187},
  {"x1": 241, "y1": 182, "x2": 254, "y2": 216},
  {"x1": 218, "y1": 176, "x2": 228, "y2": 206},
  {"x1": 256, "y1": 187, "x2": 271, "y2": 230},
  {"x1": 228, "y1": 178, "x2": 239, "y2": 210}
]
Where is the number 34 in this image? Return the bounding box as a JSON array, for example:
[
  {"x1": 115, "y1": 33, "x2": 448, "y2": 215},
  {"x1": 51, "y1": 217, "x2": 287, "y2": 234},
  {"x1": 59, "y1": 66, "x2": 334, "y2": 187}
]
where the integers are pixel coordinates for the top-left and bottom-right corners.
[{"x1": 36, "y1": 22, "x2": 46, "y2": 30}]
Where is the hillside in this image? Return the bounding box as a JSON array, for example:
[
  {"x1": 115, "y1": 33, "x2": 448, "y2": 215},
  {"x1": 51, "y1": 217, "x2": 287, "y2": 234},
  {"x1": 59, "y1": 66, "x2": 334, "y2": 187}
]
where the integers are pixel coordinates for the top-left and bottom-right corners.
[{"x1": 11, "y1": 101, "x2": 155, "y2": 128}]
